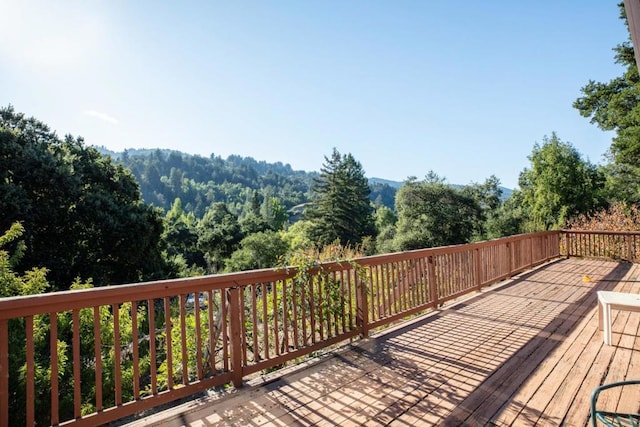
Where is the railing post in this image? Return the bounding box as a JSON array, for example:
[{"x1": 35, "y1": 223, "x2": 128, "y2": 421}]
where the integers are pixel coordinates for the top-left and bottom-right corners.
[
  {"x1": 356, "y1": 269, "x2": 369, "y2": 338},
  {"x1": 627, "y1": 234, "x2": 634, "y2": 263},
  {"x1": 227, "y1": 287, "x2": 243, "y2": 388},
  {"x1": 507, "y1": 242, "x2": 513, "y2": 275},
  {"x1": 0, "y1": 319, "x2": 7, "y2": 427},
  {"x1": 427, "y1": 256, "x2": 439, "y2": 307}
]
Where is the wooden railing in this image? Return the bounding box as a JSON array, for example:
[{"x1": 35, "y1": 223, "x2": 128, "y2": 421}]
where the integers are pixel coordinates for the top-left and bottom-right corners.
[
  {"x1": 561, "y1": 230, "x2": 640, "y2": 263},
  {"x1": 0, "y1": 231, "x2": 559, "y2": 426}
]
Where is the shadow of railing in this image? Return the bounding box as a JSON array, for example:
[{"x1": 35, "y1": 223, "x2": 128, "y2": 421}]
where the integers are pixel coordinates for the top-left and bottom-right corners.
[{"x1": 439, "y1": 260, "x2": 631, "y2": 426}]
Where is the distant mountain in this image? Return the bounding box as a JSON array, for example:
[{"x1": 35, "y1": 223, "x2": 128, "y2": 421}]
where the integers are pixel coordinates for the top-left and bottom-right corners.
[
  {"x1": 369, "y1": 177, "x2": 404, "y2": 188},
  {"x1": 95, "y1": 147, "x2": 514, "y2": 214}
]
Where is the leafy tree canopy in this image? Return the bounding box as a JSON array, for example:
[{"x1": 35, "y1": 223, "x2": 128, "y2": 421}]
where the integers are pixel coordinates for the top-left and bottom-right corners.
[
  {"x1": 0, "y1": 106, "x2": 168, "y2": 289},
  {"x1": 518, "y1": 133, "x2": 606, "y2": 230},
  {"x1": 393, "y1": 174, "x2": 482, "y2": 250}
]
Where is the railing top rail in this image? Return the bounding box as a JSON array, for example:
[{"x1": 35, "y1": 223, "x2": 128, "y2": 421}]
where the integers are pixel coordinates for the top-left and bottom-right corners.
[
  {"x1": 0, "y1": 267, "x2": 296, "y2": 320},
  {"x1": 561, "y1": 229, "x2": 640, "y2": 236},
  {"x1": 349, "y1": 230, "x2": 559, "y2": 266}
]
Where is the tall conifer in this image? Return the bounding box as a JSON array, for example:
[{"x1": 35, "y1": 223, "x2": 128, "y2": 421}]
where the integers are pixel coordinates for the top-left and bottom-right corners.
[{"x1": 305, "y1": 148, "x2": 375, "y2": 247}]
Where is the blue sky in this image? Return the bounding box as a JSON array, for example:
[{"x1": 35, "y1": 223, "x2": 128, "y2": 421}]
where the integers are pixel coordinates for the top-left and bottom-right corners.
[{"x1": 0, "y1": 1, "x2": 628, "y2": 189}]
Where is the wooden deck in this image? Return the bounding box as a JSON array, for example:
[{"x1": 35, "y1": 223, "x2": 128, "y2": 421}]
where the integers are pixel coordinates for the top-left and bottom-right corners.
[{"x1": 122, "y1": 258, "x2": 640, "y2": 427}]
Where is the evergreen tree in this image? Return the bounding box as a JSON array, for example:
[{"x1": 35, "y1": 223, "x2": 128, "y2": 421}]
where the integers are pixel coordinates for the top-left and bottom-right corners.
[
  {"x1": 305, "y1": 148, "x2": 375, "y2": 247},
  {"x1": 574, "y1": 4, "x2": 640, "y2": 202}
]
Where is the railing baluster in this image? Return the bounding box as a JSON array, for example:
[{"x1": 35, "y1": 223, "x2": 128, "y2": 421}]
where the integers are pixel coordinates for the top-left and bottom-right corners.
[
  {"x1": 317, "y1": 276, "x2": 324, "y2": 341},
  {"x1": 428, "y1": 256, "x2": 438, "y2": 306},
  {"x1": 308, "y1": 278, "x2": 316, "y2": 345},
  {"x1": 179, "y1": 294, "x2": 188, "y2": 385},
  {"x1": 385, "y1": 263, "x2": 392, "y2": 316},
  {"x1": 50, "y1": 311, "x2": 59, "y2": 425},
  {"x1": 0, "y1": 319, "x2": 8, "y2": 427},
  {"x1": 474, "y1": 248, "x2": 482, "y2": 291},
  {"x1": 411, "y1": 259, "x2": 419, "y2": 307},
  {"x1": 282, "y1": 280, "x2": 289, "y2": 350},
  {"x1": 148, "y1": 299, "x2": 157, "y2": 395},
  {"x1": 336, "y1": 271, "x2": 340, "y2": 336},
  {"x1": 339, "y1": 270, "x2": 346, "y2": 334},
  {"x1": 72, "y1": 310, "x2": 81, "y2": 418},
  {"x1": 195, "y1": 292, "x2": 203, "y2": 380},
  {"x1": 240, "y1": 287, "x2": 248, "y2": 365},
  {"x1": 346, "y1": 269, "x2": 353, "y2": 331},
  {"x1": 26, "y1": 315, "x2": 34, "y2": 426},
  {"x1": 250, "y1": 285, "x2": 258, "y2": 360},
  {"x1": 260, "y1": 284, "x2": 269, "y2": 360},
  {"x1": 324, "y1": 272, "x2": 332, "y2": 336},
  {"x1": 132, "y1": 301, "x2": 140, "y2": 399},
  {"x1": 222, "y1": 291, "x2": 229, "y2": 372},
  {"x1": 164, "y1": 297, "x2": 173, "y2": 389},
  {"x1": 207, "y1": 290, "x2": 215, "y2": 374},
  {"x1": 301, "y1": 282, "x2": 308, "y2": 346},
  {"x1": 113, "y1": 304, "x2": 122, "y2": 406},
  {"x1": 228, "y1": 287, "x2": 243, "y2": 388},
  {"x1": 375, "y1": 264, "x2": 382, "y2": 320},
  {"x1": 356, "y1": 267, "x2": 368, "y2": 338},
  {"x1": 273, "y1": 281, "x2": 280, "y2": 356},
  {"x1": 93, "y1": 306, "x2": 102, "y2": 411}
]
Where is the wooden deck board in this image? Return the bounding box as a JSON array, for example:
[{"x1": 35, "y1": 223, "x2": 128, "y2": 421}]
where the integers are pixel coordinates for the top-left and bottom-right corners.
[{"x1": 121, "y1": 259, "x2": 640, "y2": 427}]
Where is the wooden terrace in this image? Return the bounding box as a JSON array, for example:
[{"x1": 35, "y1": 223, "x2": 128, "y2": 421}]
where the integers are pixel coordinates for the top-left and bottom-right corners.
[
  {"x1": 2, "y1": 230, "x2": 640, "y2": 426},
  {"x1": 124, "y1": 258, "x2": 640, "y2": 426}
]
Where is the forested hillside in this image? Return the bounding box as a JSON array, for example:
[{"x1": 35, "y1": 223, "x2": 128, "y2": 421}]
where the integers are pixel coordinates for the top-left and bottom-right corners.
[{"x1": 98, "y1": 147, "x2": 399, "y2": 217}]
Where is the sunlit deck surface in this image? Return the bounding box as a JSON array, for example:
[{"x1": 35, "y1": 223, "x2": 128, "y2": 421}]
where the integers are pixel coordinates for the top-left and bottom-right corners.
[{"x1": 124, "y1": 258, "x2": 640, "y2": 427}]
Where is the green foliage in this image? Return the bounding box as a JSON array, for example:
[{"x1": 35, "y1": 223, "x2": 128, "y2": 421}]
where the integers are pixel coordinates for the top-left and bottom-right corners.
[
  {"x1": 2, "y1": 226, "x2": 223, "y2": 425},
  {"x1": 225, "y1": 230, "x2": 289, "y2": 272},
  {"x1": 197, "y1": 203, "x2": 243, "y2": 273},
  {"x1": 600, "y1": 159, "x2": 640, "y2": 204},
  {"x1": 460, "y1": 175, "x2": 503, "y2": 240},
  {"x1": 305, "y1": 148, "x2": 376, "y2": 247},
  {"x1": 0, "y1": 106, "x2": 168, "y2": 289},
  {"x1": 260, "y1": 196, "x2": 289, "y2": 231},
  {"x1": 374, "y1": 205, "x2": 397, "y2": 232},
  {"x1": 393, "y1": 175, "x2": 482, "y2": 250},
  {"x1": 485, "y1": 191, "x2": 528, "y2": 238},
  {"x1": 518, "y1": 133, "x2": 606, "y2": 230},
  {"x1": 281, "y1": 220, "x2": 315, "y2": 253},
  {"x1": 163, "y1": 198, "x2": 204, "y2": 271},
  {"x1": 0, "y1": 223, "x2": 48, "y2": 298},
  {"x1": 574, "y1": 4, "x2": 640, "y2": 201}
]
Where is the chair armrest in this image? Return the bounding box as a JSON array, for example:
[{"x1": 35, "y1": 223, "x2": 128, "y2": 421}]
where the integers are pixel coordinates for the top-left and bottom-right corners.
[{"x1": 591, "y1": 380, "x2": 640, "y2": 427}]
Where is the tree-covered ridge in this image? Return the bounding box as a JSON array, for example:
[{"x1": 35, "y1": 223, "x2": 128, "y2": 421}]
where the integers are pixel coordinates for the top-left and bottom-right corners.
[
  {"x1": 96, "y1": 147, "x2": 315, "y2": 218},
  {"x1": 98, "y1": 147, "x2": 404, "y2": 217}
]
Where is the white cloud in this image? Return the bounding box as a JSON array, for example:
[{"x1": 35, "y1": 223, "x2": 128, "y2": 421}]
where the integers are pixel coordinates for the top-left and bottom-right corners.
[{"x1": 83, "y1": 110, "x2": 119, "y2": 125}]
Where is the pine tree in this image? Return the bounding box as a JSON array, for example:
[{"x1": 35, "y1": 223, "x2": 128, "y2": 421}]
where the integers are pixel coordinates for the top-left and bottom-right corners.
[{"x1": 305, "y1": 148, "x2": 375, "y2": 247}]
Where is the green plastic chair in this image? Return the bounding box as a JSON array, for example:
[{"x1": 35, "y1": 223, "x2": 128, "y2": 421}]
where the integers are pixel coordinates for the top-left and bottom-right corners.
[{"x1": 591, "y1": 380, "x2": 640, "y2": 427}]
